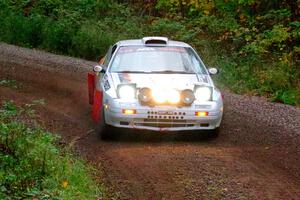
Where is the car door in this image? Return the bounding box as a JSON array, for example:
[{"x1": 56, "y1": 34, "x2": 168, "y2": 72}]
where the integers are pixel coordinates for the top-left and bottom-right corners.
[
  {"x1": 88, "y1": 44, "x2": 117, "y2": 105},
  {"x1": 102, "y1": 44, "x2": 118, "y2": 70},
  {"x1": 90, "y1": 44, "x2": 118, "y2": 122},
  {"x1": 96, "y1": 44, "x2": 118, "y2": 90}
]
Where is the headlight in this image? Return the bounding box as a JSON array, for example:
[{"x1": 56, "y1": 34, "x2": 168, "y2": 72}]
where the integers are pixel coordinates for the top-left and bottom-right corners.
[
  {"x1": 195, "y1": 86, "x2": 212, "y2": 101},
  {"x1": 181, "y1": 89, "x2": 195, "y2": 105},
  {"x1": 117, "y1": 84, "x2": 136, "y2": 99}
]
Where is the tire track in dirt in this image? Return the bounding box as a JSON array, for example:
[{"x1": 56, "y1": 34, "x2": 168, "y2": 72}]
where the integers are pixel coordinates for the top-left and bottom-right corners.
[{"x1": 1, "y1": 43, "x2": 300, "y2": 199}]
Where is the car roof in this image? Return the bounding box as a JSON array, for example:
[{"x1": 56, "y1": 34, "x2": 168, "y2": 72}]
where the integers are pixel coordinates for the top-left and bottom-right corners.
[{"x1": 117, "y1": 38, "x2": 191, "y2": 48}]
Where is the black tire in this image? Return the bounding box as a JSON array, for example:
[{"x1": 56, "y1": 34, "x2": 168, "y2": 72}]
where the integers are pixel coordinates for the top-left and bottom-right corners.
[
  {"x1": 95, "y1": 110, "x2": 114, "y2": 140},
  {"x1": 208, "y1": 127, "x2": 220, "y2": 138}
]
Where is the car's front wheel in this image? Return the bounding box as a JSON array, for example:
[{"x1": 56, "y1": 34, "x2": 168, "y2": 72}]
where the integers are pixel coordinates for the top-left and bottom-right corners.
[
  {"x1": 208, "y1": 127, "x2": 220, "y2": 138},
  {"x1": 95, "y1": 110, "x2": 114, "y2": 140}
]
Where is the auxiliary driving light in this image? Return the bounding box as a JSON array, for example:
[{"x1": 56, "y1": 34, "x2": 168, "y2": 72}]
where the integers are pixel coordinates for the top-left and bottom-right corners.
[
  {"x1": 122, "y1": 109, "x2": 136, "y2": 115},
  {"x1": 138, "y1": 87, "x2": 152, "y2": 104},
  {"x1": 168, "y1": 89, "x2": 181, "y2": 104},
  {"x1": 152, "y1": 89, "x2": 166, "y2": 104},
  {"x1": 195, "y1": 111, "x2": 209, "y2": 117},
  {"x1": 152, "y1": 88, "x2": 180, "y2": 104},
  {"x1": 181, "y1": 89, "x2": 195, "y2": 105}
]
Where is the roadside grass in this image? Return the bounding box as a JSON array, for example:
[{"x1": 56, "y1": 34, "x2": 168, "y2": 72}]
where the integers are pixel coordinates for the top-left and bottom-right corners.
[
  {"x1": 0, "y1": 101, "x2": 104, "y2": 199},
  {"x1": 0, "y1": 79, "x2": 20, "y2": 89}
]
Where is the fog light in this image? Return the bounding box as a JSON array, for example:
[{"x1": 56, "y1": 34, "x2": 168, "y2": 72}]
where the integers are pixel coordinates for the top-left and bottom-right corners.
[
  {"x1": 195, "y1": 111, "x2": 208, "y2": 117},
  {"x1": 122, "y1": 109, "x2": 136, "y2": 115}
]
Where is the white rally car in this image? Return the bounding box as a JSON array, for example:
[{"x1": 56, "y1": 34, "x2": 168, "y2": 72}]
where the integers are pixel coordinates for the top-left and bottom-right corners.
[{"x1": 88, "y1": 37, "x2": 223, "y2": 139}]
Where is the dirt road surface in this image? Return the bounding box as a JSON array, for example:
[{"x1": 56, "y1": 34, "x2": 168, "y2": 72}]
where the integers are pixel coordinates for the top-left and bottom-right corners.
[{"x1": 1, "y1": 43, "x2": 300, "y2": 200}]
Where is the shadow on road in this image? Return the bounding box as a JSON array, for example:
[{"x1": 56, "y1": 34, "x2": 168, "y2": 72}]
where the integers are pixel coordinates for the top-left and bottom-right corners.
[{"x1": 101, "y1": 129, "x2": 219, "y2": 144}]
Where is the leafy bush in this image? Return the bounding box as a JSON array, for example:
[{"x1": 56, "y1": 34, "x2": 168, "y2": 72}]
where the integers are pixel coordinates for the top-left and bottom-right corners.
[
  {"x1": 0, "y1": 79, "x2": 20, "y2": 89},
  {"x1": 0, "y1": 0, "x2": 299, "y2": 105},
  {"x1": 152, "y1": 0, "x2": 300, "y2": 105},
  {"x1": 0, "y1": 101, "x2": 103, "y2": 199}
]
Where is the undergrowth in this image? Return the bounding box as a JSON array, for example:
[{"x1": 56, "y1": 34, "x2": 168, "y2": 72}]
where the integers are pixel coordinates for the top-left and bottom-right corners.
[
  {"x1": 0, "y1": 0, "x2": 299, "y2": 105},
  {"x1": 0, "y1": 101, "x2": 103, "y2": 199}
]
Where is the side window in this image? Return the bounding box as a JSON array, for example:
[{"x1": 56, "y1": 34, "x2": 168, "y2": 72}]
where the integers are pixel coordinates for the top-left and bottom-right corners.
[
  {"x1": 111, "y1": 45, "x2": 117, "y2": 55},
  {"x1": 103, "y1": 44, "x2": 117, "y2": 68}
]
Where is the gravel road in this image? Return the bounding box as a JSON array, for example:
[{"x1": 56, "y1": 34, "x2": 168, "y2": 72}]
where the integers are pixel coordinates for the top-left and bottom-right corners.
[{"x1": 1, "y1": 43, "x2": 300, "y2": 199}]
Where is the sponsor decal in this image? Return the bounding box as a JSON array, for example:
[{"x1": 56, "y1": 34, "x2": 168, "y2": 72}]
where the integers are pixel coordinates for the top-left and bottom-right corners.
[
  {"x1": 202, "y1": 76, "x2": 209, "y2": 83},
  {"x1": 197, "y1": 75, "x2": 209, "y2": 83},
  {"x1": 157, "y1": 111, "x2": 174, "y2": 115},
  {"x1": 102, "y1": 74, "x2": 111, "y2": 91}
]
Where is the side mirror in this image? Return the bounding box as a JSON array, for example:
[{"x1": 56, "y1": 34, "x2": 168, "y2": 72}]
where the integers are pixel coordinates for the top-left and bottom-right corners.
[
  {"x1": 93, "y1": 65, "x2": 105, "y2": 73},
  {"x1": 208, "y1": 68, "x2": 219, "y2": 75}
]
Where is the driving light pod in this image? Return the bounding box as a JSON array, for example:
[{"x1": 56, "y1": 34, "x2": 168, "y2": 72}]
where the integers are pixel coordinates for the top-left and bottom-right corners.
[
  {"x1": 181, "y1": 89, "x2": 195, "y2": 105},
  {"x1": 138, "y1": 87, "x2": 152, "y2": 104},
  {"x1": 195, "y1": 86, "x2": 212, "y2": 102},
  {"x1": 117, "y1": 84, "x2": 136, "y2": 100}
]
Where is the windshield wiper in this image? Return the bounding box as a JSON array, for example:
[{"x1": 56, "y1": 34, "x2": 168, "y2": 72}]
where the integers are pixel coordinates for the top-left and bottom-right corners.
[{"x1": 149, "y1": 70, "x2": 194, "y2": 74}]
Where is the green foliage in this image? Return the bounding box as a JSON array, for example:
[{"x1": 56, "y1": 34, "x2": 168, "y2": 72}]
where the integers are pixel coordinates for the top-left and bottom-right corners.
[
  {"x1": 150, "y1": 18, "x2": 189, "y2": 40},
  {"x1": 71, "y1": 21, "x2": 114, "y2": 59},
  {"x1": 155, "y1": 0, "x2": 215, "y2": 16},
  {"x1": 191, "y1": 15, "x2": 240, "y2": 35},
  {"x1": 0, "y1": 0, "x2": 299, "y2": 105},
  {"x1": 0, "y1": 79, "x2": 20, "y2": 89},
  {"x1": 0, "y1": 0, "x2": 151, "y2": 59},
  {"x1": 241, "y1": 24, "x2": 291, "y2": 54},
  {"x1": 153, "y1": 0, "x2": 300, "y2": 105},
  {"x1": 0, "y1": 101, "x2": 103, "y2": 199}
]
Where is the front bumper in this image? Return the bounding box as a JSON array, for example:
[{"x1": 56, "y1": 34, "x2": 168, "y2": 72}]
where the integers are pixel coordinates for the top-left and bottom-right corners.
[{"x1": 104, "y1": 99, "x2": 223, "y2": 131}]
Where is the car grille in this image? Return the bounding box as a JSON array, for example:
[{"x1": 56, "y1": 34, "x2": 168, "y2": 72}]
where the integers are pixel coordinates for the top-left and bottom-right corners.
[
  {"x1": 144, "y1": 119, "x2": 186, "y2": 123},
  {"x1": 131, "y1": 118, "x2": 195, "y2": 128},
  {"x1": 134, "y1": 122, "x2": 195, "y2": 128}
]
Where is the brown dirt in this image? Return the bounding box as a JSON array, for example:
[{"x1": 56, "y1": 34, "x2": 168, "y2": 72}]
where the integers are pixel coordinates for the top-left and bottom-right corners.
[{"x1": 1, "y1": 43, "x2": 300, "y2": 200}]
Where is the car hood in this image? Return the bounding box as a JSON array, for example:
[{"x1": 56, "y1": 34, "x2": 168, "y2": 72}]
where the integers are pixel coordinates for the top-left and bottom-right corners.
[{"x1": 110, "y1": 73, "x2": 212, "y2": 90}]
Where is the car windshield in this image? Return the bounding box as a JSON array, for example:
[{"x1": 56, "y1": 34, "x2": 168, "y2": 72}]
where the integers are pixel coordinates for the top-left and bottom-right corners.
[{"x1": 109, "y1": 46, "x2": 207, "y2": 74}]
